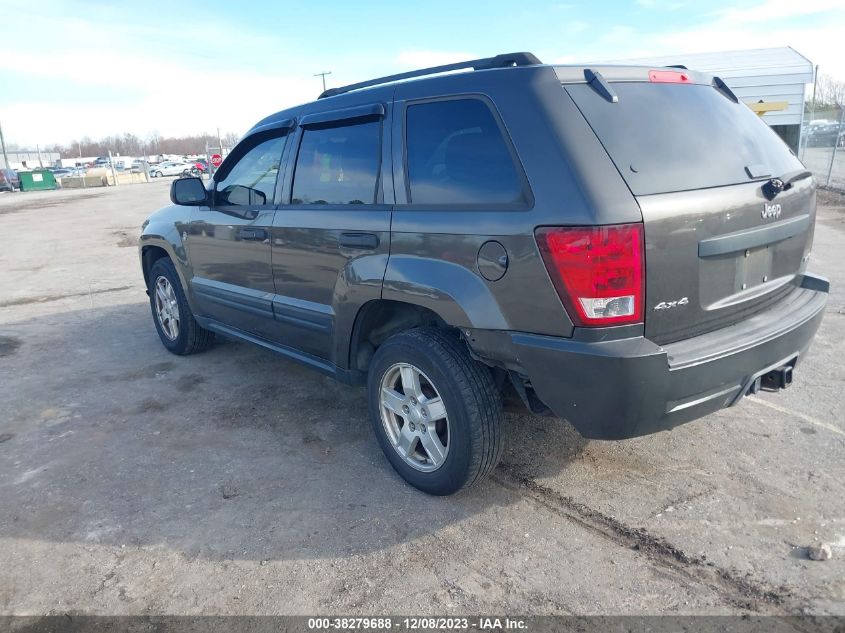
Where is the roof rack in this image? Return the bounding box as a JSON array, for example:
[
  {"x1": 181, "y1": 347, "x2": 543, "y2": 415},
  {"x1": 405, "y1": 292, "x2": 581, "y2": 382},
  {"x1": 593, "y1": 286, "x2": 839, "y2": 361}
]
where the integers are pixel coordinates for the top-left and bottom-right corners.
[{"x1": 318, "y1": 52, "x2": 542, "y2": 99}]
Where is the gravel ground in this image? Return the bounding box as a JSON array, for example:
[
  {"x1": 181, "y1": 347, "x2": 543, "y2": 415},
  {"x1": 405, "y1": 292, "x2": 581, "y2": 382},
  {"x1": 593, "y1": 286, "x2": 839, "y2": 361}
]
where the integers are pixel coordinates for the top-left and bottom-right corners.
[{"x1": 0, "y1": 181, "x2": 843, "y2": 616}]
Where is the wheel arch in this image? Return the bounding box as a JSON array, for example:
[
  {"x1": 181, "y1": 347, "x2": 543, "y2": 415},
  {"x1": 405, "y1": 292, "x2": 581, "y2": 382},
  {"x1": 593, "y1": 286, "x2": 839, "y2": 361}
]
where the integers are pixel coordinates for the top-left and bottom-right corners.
[
  {"x1": 139, "y1": 234, "x2": 192, "y2": 302},
  {"x1": 346, "y1": 299, "x2": 458, "y2": 375},
  {"x1": 381, "y1": 256, "x2": 510, "y2": 331},
  {"x1": 140, "y1": 243, "x2": 172, "y2": 287}
]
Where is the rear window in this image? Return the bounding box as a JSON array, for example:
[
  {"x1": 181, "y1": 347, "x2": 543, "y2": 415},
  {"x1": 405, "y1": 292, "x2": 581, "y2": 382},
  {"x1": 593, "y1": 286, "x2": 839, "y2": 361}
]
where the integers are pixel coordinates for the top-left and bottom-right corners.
[
  {"x1": 566, "y1": 82, "x2": 804, "y2": 196},
  {"x1": 405, "y1": 98, "x2": 526, "y2": 205}
]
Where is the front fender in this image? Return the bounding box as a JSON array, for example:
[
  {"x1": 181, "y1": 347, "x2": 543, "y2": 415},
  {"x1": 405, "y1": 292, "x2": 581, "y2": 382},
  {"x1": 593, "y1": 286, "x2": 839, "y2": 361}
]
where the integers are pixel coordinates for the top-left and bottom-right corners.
[
  {"x1": 382, "y1": 255, "x2": 509, "y2": 330},
  {"x1": 139, "y1": 207, "x2": 194, "y2": 302}
]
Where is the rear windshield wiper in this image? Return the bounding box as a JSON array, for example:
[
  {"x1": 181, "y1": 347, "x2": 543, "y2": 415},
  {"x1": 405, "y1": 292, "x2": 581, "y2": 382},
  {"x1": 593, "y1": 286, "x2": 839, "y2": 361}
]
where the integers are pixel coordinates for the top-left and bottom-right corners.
[
  {"x1": 762, "y1": 169, "x2": 813, "y2": 199},
  {"x1": 782, "y1": 169, "x2": 812, "y2": 186}
]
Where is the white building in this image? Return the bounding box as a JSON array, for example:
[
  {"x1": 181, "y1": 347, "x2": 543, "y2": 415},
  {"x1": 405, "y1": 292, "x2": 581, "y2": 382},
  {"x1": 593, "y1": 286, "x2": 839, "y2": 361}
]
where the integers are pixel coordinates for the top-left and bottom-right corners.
[
  {"x1": 1, "y1": 149, "x2": 61, "y2": 170},
  {"x1": 616, "y1": 47, "x2": 814, "y2": 153}
]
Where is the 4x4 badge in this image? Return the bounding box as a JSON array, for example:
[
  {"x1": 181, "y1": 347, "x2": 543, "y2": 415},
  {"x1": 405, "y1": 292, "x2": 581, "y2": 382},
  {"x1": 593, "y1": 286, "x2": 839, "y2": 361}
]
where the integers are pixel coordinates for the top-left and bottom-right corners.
[{"x1": 654, "y1": 297, "x2": 689, "y2": 310}]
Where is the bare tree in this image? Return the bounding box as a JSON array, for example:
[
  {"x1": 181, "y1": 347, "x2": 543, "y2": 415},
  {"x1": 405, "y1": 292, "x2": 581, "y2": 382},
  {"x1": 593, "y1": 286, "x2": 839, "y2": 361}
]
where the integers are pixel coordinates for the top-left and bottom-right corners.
[
  {"x1": 48, "y1": 131, "x2": 242, "y2": 159},
  {"x1": 813, "y1": 73, "x2": 845, "y2": 109}
]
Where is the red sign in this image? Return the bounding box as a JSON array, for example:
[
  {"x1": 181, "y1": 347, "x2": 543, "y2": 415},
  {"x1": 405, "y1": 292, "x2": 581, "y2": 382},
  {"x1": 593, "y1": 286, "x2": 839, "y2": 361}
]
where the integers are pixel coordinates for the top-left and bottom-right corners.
[{"x1": 210, "y1": 153, "x2": 223, "y2": 167}]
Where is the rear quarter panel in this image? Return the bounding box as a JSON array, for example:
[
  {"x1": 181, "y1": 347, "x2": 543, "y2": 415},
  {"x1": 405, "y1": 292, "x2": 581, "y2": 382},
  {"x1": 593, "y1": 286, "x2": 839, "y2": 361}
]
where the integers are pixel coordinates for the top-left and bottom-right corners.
[{"x1": 385, "y1": 66, "x2": 643, "y2": 336}]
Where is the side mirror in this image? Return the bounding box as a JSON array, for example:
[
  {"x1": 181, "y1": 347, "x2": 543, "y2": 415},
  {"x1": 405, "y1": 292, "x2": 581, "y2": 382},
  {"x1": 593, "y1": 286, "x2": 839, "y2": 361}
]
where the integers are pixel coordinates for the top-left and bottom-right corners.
[{"x1": 170, "y1": 177, "x2": 208, "y2": 206}]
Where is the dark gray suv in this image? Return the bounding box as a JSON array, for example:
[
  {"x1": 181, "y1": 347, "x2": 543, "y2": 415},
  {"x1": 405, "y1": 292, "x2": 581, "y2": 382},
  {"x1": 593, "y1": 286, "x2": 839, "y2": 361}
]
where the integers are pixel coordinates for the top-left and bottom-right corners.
[{"x1": 140, "y1": 53, "x2": 828, "y2": 495}]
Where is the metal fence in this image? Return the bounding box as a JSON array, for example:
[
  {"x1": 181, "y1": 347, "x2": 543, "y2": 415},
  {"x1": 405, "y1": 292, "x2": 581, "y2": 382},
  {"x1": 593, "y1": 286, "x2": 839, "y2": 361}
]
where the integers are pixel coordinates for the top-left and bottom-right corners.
[{"x1": 801, "y1": 107, "x2": 845, "y2": 191}]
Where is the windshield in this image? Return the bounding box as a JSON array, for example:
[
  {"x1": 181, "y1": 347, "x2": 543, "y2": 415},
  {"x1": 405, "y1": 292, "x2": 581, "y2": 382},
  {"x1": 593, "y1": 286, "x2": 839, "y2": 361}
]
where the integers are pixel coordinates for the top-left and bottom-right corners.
[{"x1": 566, "y1": 82, "x2": 805, "y2": 196}]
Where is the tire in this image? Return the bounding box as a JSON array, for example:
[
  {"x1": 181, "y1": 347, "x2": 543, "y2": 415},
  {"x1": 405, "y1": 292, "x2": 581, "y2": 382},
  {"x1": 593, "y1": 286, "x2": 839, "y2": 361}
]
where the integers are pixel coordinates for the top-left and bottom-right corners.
[
  {"x1": 148, "y1": 257, "x2": 214, "y2": 355},
  {"x1": 153, "y1": 171, "x2": 162, "y2": 178},
  {"x1": 367, "y1": 327, "x2": 503, "y2": 495}
]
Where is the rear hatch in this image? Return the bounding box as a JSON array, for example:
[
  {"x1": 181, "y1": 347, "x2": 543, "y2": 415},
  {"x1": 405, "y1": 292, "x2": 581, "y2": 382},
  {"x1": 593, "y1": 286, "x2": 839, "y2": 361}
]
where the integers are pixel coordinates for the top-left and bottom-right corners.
[{"x1": 565, "y1": 72, "x2": 815, "y2": 344}]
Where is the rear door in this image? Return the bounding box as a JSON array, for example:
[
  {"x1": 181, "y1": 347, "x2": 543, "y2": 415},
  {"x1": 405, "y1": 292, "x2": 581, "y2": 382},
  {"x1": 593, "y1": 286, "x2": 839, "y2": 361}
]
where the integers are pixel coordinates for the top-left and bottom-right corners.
[
  {"x1": 567, "y1": 78, "x2": 815, "y2": 344},
  {"x1": 185, "y1": 129, "x2": 290, "y2": 342},
  {"x1": 270, "y1": 102, "x2": 392, "y2": 366}
]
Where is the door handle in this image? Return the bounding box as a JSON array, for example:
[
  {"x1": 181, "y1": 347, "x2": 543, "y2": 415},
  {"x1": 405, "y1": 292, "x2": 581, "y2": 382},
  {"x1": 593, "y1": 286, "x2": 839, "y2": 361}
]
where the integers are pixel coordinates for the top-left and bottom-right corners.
[
  {"x1": 339, "y1": 232, "x2": 379, "y2": 250},
  {"x1": 238, "y1": 228, "x2": 268, "y2": 241}
]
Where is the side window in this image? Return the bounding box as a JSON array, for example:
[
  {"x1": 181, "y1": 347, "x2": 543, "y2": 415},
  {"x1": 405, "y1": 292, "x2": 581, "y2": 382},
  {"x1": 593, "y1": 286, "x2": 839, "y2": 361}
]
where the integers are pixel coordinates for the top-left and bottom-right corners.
[
  {"x1": 216, "y1": 134, "x2": 287, "y2": 206},
  {"x1": 405, "y1": 99, "x2": 525, "y2": 205},
  {"x1": 291, "y1": 120, "x2": 380, "y2": 205}
]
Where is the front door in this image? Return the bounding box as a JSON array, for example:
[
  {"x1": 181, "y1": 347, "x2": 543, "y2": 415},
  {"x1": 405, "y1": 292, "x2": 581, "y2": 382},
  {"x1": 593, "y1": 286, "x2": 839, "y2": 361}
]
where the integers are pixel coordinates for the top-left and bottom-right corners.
[
  {"x1": 270, "y1": 103, "x2": 393, "y2": 366},
  {"x1": 186, "y1": 131, "x2": 289, "y2": 342}
]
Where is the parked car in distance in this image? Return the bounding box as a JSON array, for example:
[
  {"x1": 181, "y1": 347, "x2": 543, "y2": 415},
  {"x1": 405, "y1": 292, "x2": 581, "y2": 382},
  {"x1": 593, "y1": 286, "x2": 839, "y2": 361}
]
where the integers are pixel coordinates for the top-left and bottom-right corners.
[
  {"x1": 140, "y1": 52, "x2": 828, "y2": 495},
  {"x1": 0, "y1": 168, "x2": 20, "y2": 191},
  {"x1": 806, "y1": 122, "x2": 845, "y2": 147},
  {"x1": 49, "y1": 168, "x2": 73, "y2": 178},
  {"x1": 150, "y1": 161, "x2": 191, "y2": 177}
]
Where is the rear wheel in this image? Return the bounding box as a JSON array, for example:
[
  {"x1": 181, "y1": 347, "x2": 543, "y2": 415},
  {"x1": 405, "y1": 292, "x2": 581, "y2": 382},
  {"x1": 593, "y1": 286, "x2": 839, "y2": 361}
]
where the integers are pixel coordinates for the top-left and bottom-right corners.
[
  {"x1": 148, "y1": 258, "x2": 214, "y2": 355},
  {"x1": 367, "y1": 328, "x2": 503, "y2": 495}
]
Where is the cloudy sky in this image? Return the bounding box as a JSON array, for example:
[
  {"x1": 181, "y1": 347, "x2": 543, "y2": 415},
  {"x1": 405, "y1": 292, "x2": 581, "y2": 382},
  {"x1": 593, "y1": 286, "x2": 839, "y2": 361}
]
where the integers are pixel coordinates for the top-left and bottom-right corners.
[{"x1": 0, "y1": 0, "x2": 843, "y2": 147}]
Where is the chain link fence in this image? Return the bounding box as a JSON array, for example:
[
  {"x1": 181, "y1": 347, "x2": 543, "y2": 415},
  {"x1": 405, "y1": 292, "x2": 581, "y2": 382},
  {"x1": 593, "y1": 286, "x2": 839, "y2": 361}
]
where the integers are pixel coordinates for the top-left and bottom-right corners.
[{"x1": 801, "y1": 106, "x2": 845, "y2": 191}]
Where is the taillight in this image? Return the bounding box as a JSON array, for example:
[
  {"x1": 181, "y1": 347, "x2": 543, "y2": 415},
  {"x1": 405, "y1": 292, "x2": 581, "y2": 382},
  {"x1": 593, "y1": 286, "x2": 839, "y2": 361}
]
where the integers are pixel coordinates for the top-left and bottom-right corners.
[
  {"x1": 649, "y1": 70, "x2": 691, "y2": 83},
  {"x1": 535, "y1": 223, "x2": 644, "y2": 327}
]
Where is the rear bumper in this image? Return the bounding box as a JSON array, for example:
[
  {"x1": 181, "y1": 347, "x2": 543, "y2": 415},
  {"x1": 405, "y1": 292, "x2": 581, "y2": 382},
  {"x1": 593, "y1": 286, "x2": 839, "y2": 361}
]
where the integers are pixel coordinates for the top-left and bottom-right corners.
[{"x1": 482, "y1": 274, "x2": 828, "y2": 440}]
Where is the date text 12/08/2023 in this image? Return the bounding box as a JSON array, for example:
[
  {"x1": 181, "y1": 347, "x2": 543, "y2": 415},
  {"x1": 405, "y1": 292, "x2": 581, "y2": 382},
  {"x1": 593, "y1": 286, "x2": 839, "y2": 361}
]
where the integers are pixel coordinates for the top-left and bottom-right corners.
[{"x1": 306, "y1": 617, "x2": 528, "y2": 630}]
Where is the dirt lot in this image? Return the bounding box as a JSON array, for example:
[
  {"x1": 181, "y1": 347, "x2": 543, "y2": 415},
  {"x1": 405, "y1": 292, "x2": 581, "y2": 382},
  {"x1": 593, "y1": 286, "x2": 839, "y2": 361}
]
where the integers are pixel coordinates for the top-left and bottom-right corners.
[{"x1": 0, "y1": 181, "x2": 843, "y2": 616}]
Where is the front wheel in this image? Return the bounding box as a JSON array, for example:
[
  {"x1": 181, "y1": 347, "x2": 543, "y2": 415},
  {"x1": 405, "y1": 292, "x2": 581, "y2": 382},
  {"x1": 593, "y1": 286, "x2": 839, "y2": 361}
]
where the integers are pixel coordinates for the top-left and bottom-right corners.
[
  {"x1": 367, "y1": 328, "x2": 503, "y2": 495},
  {"x1": 148, "y1": 258, "x2": 214, "y2": 355}
]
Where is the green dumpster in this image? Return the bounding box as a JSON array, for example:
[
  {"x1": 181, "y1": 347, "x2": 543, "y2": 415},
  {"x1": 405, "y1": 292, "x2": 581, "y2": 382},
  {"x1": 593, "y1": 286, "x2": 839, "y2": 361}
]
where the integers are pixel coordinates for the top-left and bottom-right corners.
[{"x1": 19, "y1": 170, "x2": 57, "y2": 191}]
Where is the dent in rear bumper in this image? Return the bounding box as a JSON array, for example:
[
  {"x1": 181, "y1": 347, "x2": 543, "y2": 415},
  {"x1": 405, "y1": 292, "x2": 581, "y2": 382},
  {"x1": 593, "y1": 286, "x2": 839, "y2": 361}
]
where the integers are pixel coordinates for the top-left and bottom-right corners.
[{"x1": 494, "y1": 275, "x2": 828, "y2": 440}]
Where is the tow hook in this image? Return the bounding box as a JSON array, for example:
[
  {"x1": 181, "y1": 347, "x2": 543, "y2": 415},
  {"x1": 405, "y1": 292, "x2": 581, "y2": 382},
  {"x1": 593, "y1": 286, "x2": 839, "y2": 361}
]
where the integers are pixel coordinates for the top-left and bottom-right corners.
[{"x1": 760, "y1": 365, "x2": 793, "y2": 391}]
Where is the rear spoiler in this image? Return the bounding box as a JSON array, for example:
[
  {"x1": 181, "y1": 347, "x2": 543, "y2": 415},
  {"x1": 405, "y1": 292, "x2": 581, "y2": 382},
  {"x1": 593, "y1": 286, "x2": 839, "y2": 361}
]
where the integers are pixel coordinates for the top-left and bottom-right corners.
[
  {"x1": 712, "y1": 76, "x2": 739, "y2": 103},
  {"x1": 554, "y1": 66, "x2": 741, "y2": 105}
]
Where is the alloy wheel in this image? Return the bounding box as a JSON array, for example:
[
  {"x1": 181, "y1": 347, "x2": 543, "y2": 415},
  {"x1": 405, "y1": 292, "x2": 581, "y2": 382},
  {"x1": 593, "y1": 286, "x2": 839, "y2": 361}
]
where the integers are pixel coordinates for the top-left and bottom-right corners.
[
  {"x1": 154, "y1": 276, "x2": 180, "y2": 341},
  {"x1": 379, "y1": 362, "x2": 449, "y2": 472}
]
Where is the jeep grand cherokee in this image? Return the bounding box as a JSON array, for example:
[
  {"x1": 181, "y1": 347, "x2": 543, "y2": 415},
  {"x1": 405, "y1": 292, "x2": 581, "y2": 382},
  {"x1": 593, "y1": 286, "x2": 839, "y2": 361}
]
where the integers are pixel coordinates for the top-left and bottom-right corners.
[{"x1": 140, "y1": 53, "x2": 828, "y2": 495}]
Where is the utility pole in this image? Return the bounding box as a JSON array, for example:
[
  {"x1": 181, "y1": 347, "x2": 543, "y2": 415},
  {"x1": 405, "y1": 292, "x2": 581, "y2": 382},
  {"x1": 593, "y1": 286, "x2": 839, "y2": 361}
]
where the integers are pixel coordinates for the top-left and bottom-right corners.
[
  {"x1": 0, "y1": 120, "x2": 10, "y2": 171},
  {"x1": 826, "y1": 104, "x2": 845, "y2": 188},
  {"x1": 801, "y1": 64, "x2": 820, "y2": 160},
  {"x1": 108, "y1": 150, "x2": 119, "y2": 186},
  {"x1": 314, "y1": 71, "x2": 332, "y2": 93}
]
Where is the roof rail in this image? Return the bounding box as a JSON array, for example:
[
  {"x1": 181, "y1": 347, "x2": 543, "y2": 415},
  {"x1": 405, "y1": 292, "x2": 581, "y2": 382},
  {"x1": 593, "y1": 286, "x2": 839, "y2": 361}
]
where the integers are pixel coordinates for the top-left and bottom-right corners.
[{"x1": 318, "y1": 52, "x2": 542, "y2": 99}]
